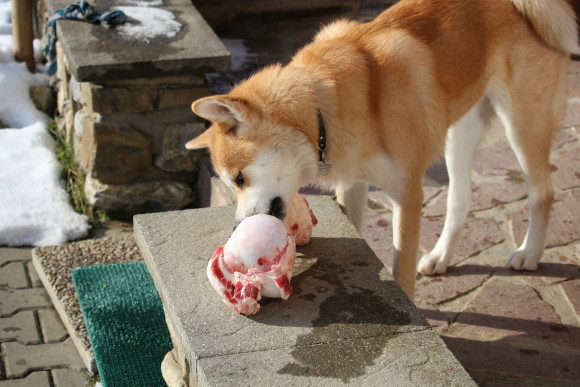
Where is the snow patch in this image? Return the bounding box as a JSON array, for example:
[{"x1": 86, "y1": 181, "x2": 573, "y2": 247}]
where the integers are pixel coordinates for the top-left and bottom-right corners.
[
  {"x1": 114, "y1": 6, "x2": 181, "y2": 43},
  {"x1": 0, "y1": 0, "x2": 89, "y2": 246}
]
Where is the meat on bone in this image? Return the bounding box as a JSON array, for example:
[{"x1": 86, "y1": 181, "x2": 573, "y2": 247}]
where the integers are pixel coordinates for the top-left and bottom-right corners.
[
  {"x1": 284, "y1": 194, "x2": 318, "y2": 245},
  {"x1": 207, "y1": 195, "x2": 317, "y2": 314}
]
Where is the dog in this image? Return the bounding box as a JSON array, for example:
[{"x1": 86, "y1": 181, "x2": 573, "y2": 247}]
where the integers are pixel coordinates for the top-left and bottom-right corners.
[{"x1": 186, "y1": 0, "x2": 579, "y2": 299}]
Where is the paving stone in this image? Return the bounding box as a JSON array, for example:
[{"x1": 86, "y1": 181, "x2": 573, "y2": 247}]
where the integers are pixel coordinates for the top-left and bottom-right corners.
[
  {"x1": 367, "y1": 186, "x2": 442, "y2": 211},
  {"x1": 552, "y1": 129, "x2": 578, "y2": 150},
  {"x1": 442, "y1": 335, "x2": 580, "y2": 384},
  {"x1": 0, "y1": 248, "x2": 32, "y2": 266},
  {"x1": 511, "y1": 189, "x2": 580, "y2": 248},
  {"x1": 415, "y1": 264, "x2": 494, "y2": 305},
  {"x1": 38, "y1": 310, "x2": 68, "y2": 343},
  {"x1": 1, "y1": 338, "x2": 86, "y2": 378},
  {"x1": 551, "y1": 147, "x2": 580, "y2": 190},
  {"x1": 0, "y1": 262, "x2": 29, "y2": 289},
  {"x1": 425, "y1": 160, "x2": 449, "y2": 183},
  {"x1": 417, "y1": 304, "x2": 449, "y2": 331},
  {"x1": 26, "y1": 262, "x2": 43, "y2": 288},
  {"x1": 472, "y1": 141, "x2": 519, "y2": 176},
  {"x1": 0, "y1": 288, "x2": 52, "y2": 317},
  {"x1": 421, "y1": 217, "x2": 504, "y2": 266},
  {"x1": 0, "y1": 311, "x2": 40, "y2": 345},
  {"x1": 51, "y1": 368, "x2": 88, "y2": 387},
  {"x1": 561, "y1": 279, "x2": 580, "y2": 318},
  {"x1": 453, "y1": 279, "x2": 580, "y2": 348},
  {"x1": 493, "y1": 250, "x2": 580, "y2": 286},
  {"x1": 563, "y1": 99, "x2": 580, "y2": 128},
  {"x1": 361, "y1": 208, "x2": 393, "y2": 268},
  {"x1": 0, "y1": 371, "x2": 51, "y2": 387},
  {"x1": 423, "y1": 181, "x2": 527, "y2": 217}
]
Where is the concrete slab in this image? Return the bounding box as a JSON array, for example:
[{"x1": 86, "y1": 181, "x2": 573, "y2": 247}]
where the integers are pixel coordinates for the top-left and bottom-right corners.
[
  {"x1": 48, "y1": 1, "x2": 229, "y2": 82},
  {"x1": 134, "y1": 196, "x2": 475, "y2": 386}
]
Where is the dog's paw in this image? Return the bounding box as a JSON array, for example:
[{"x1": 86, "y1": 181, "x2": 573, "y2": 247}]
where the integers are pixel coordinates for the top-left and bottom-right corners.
[
  {"x1": 507, "y1": 249, "x2": 539, "y2": 271},
  {"x1": 418, "y1": 253, "x2": 448, "y2": 275}
]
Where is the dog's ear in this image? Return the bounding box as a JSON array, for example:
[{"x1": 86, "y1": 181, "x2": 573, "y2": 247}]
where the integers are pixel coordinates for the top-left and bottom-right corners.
[
  {"x1": 185, "y1": 127, "x2": 212, "y2": 150},
  {"x1": 192, "y1": 96, "x2": 246, "y2": 127}
]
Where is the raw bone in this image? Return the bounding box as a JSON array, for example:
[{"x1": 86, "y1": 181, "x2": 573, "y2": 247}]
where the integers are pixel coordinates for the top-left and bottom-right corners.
[
  {"x1": 207, "y1": 195, "x2": 317, "y2": 314},
  {"x1": 207, "y1": 214, "x2": 296, "y2": 315}
]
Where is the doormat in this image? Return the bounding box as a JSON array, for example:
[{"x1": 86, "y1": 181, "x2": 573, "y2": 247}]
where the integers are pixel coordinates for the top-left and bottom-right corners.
[{"x1": 72, "y1": 261, "x2": 172, "y2": 387}]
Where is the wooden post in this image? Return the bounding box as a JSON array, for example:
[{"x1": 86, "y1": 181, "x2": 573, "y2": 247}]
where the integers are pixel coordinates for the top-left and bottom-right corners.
[{"x1": 11, "y1": 0, "x2": 36, "y2": 73}]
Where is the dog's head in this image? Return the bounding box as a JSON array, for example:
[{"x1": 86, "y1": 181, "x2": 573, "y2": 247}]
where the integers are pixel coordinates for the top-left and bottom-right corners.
[{"x1": 186, "y1": 92, "x2": 318, "y2": 228}]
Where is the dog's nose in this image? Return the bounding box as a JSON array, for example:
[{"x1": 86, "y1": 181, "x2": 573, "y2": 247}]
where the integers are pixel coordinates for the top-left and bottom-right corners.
[{"x1": 268, "y1": 196, "x2": 285, "y2": 220}]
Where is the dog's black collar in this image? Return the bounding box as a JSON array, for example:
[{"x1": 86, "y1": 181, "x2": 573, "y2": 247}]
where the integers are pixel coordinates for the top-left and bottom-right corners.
[
  {"x1": 317, "y1": 110, "x2": 327, "y2": 163},
  {"x1": 316, "y1": 110, "x2": 333, "y2": 176}
]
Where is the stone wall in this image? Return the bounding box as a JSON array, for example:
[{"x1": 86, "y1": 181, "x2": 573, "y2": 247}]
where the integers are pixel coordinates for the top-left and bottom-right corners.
[
  {"x1": 38, "y1": 0, "x2": 230, "y2": 216},
  {"x1": 54, "y1": 43, "x2": 208, "y2": 213}
]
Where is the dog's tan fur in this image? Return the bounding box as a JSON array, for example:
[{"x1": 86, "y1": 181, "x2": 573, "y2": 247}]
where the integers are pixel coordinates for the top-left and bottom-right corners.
[{"x1": 187, "y1": 0, "x2": 578, "y2": 299}]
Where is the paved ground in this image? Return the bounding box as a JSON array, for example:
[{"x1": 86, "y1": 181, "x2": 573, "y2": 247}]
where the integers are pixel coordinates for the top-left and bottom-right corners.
[
  {"x1": 363, "y1": 60, "x2": 580, "y2": 385},
  {"x1": 0, "y1": 247, "x2": 87, "y2": 386},
  {"x1": 0, "y1": 63, "x2": 578, "y2": 387}
]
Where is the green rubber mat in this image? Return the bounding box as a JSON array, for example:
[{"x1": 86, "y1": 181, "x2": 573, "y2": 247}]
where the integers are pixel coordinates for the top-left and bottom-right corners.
[{"x1": 72, "y1": 261, "x2": 172, "y2": 387}]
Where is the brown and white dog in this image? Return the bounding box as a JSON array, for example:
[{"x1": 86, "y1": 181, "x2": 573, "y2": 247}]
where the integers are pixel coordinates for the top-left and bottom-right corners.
[{"x1": 186, "y1": 0, "x2": 579, "y2": 299}]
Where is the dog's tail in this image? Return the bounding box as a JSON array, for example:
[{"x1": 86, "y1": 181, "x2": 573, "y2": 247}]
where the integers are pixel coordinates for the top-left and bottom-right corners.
[{"x1": 510, "y1": 0, "x2": 579, "y2": 54}]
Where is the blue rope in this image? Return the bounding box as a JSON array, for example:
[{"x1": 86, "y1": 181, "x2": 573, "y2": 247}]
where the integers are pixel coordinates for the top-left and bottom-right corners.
[{"x1": 44, "y1": 0, "x2": 127, "y2": 76}]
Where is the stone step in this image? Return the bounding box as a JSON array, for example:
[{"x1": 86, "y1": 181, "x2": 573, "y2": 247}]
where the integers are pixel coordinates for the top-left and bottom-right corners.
[
  {"x1": 134, "y1": 196, "x2": 475, "y2": 386},
  {"x1": 44, "y1": 0, "x2": 229, "y2": 82}
]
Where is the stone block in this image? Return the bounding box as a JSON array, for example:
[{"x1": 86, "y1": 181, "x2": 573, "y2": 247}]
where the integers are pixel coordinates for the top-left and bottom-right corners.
[
  {"x1": 29, "y1": 85, "x2": 56, "y2": 116},
  {"x1": 0, "y1": 262, "x2": 29, "y2": 289},
  {"x1": 0, "y1": 371, "x2": 51, "y2": 387},
  {"x1": 492, "y1": 250, "x2": 580, "y2": 286},
  {"x1": 420, "y1": 217, "x2": 505, "y2": 266},
  {"x1": 72, "y1": 77, "x2": 157, "y2": 114},
  {"x1": 415, "y1": 265, "x2": 494, "y2": 305},
  {"x1": 154, "y1": 123, "x2": 206, "y2": 172},
  {"x1": 0, "y1": 288, "x2": 52, "y2": 317},
  {"x1": 80, "y1": 115, "x2": 153, "y2": 184},
  {"x1": 102, "y1": 74, "x2": 207, "y2": 88},
  {"x1": 442, "y1": 335, "x2": 580, "y2": 384},
  {"x1": 561, "y1": 278, "x2": 580, "y2": 317},
  {"x1": 38, "y1": 309, "x2": 68, "y2": 343},
  {"x1": 158, "y1": 86, "x2": 211, "y2": 110},
  {"x1": 85, "y1": 176, "x2": 194, "y2": 213},
  {"x1": 1, "y1": 338, "x2": 86, "y2": 378},
  {"x1": 0, "y1": 311, "x2": 40, "y2": 345},
  {"x1": 454, "y1": 279, "x2": 580, "y2": 348},
  {"x1": 51, "y1": 368, "x2": 88, "y2": 387},
  {"x1": 26, "y1": 261, "x2": 43, "y2": 288},
  {"x1": 511, "y1": 189, "x2": 580, "y2": 248},
  {"x1": 134, "y1": 197, "x2": 474, "y2": 386},
  {"x1": 423, "y1": 181, "x2": 528, "y2": 217},
  {"x1": 473, "y1": 141, "x2": 519, "y2": 176},
  {"x1": 61, "y1": 99, "x2": 74, "y2": 145},
  {"x1": 551, "y1": 147, "x2": 580, "y2": 190},
  {"x1": 55, "y1": 4, "x2": 229, "y2": 82},
  {"x1": 0, "y1": 248, "x2": 32, "y2": 265}
]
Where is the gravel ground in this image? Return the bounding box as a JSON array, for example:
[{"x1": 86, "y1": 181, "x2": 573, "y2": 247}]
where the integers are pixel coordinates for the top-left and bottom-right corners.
[{"x1": 34, "y1": 234, "x2": 142, "y2": 351}]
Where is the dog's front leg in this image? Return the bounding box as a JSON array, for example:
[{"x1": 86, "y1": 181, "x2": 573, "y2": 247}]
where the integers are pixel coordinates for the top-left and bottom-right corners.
[{"x1": 391, "y1": 181, "x2": 423, "y2": 300}]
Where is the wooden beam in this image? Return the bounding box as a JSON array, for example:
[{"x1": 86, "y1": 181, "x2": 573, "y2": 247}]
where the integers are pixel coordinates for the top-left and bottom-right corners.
[{"x1": 11, "y1": 0, "x2": 35, "y2": 73}]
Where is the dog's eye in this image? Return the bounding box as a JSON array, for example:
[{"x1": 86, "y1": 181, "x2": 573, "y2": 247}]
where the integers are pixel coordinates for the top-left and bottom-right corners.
[{"x1": 234, "y1": 171, "x2": 244, "y2": 187}]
